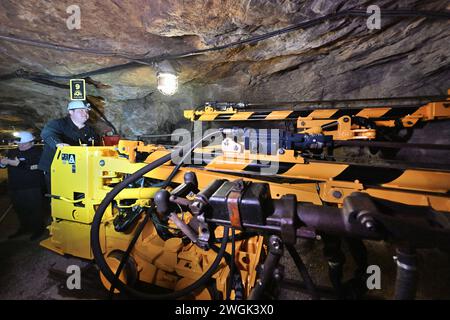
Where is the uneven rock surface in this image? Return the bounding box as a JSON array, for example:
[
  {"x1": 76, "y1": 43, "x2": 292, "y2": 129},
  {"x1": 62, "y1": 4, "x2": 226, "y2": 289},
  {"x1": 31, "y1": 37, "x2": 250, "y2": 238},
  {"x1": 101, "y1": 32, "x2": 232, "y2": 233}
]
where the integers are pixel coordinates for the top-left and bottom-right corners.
[{"x1": 0, "y1": 0, "x2": 449, "y2": 137}]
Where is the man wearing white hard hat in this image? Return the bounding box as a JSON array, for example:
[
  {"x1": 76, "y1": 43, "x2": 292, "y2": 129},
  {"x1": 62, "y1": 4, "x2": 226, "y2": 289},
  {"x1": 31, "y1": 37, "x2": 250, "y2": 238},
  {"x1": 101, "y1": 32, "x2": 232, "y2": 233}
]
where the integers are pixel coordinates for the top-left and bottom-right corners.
[
  {"x1": 0, "y1": 131, "x2": 46, "y2": 240},
  {"x1": 38, "y1": 100, "x2": 100, "y2": 192}
]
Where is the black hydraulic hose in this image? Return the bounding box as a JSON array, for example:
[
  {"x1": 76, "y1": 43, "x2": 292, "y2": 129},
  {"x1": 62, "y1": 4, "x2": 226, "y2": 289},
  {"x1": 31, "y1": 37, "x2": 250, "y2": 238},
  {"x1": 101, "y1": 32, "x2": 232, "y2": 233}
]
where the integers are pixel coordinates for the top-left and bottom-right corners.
[
  {"x1": 91, "y1": 133, "x2": 228, "y2": 299},
  {"x1": 211, "y1": 240, "x2": 244, "y2": 300},
  {"x1": 286, "y1": 244, "x2": 320, "y2": 300},
  {"x1": 1, "y1": 9, "x2": 449, "y2": 82},
  {"x1": 161, "y1": 130, "x2": 222, "y2": 188},
  {"x1": 394, "y1": 248, "x2": 418, "y2": 300},
  {"x1": 92, "y1": 188, "x2": 229, "y2": 299},
  {"x1": 108, "y1": 211, "x2": 151, "y2": 298},
  {"x1": 46, "y1": 62, "x2": 141, "y2": 80},
  {"x1": 227, "y1": 228, "x2": 236, "y2": 300}
]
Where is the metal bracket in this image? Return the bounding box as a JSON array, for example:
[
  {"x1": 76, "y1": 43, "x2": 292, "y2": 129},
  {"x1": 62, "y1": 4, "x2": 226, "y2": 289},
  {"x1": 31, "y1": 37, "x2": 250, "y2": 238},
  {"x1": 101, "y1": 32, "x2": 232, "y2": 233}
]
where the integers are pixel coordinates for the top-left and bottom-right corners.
[{"x1": 226, "y1": 179, "x2": 245, "y2": 229}]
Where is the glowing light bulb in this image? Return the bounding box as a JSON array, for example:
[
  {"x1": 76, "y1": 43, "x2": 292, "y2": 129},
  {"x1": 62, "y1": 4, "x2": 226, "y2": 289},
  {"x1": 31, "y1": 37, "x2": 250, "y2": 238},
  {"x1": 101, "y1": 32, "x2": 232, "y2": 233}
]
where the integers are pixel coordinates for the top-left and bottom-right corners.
[{"x1": 156, "y1": 72, "x2": 178, "y2": 96}]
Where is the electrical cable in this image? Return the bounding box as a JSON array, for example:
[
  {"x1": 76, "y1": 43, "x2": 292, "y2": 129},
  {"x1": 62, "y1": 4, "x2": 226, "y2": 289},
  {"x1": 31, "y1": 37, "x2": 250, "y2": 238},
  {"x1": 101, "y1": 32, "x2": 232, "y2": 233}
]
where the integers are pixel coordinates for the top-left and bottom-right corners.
[
  {"x1": 161, "y1": 129, "x2": 222, "y2": 189},
  {"x1": 211, "y1": 235, "x2": 244, "y2": 300},
  {"x1": 227, "y1": 227, "x2": 236, "y2": 300},
  {"x1": 0, "y1": 9, "x2": 449, "y2": 82},
  {"x1": 286, "y1": 244, "x2": 320, "y2": 300},
  {"x1": 148, "y1": 129, "x2": 222, "y2": 241},
  {"x1": 28, "y1": 77, "x2": 70, "y2": 89},
  {"x1": 0, "y1": 204, "x2": 13, "y2": 225},
  {"x1": 137, "y1": 133, "x2": 176, "y2": 138},
  {"x1": 0, "y1": 71, "x2": 119, "y2": 134},
  {"x1": 0, "y1": 34, "x2": 152, "y2": 62},
  {"x1": 91, "y1": 156, "x2": 230, "y2": 299},
  {"x1": 108, "y1": 211, "x2": 150, "y2": 298}
]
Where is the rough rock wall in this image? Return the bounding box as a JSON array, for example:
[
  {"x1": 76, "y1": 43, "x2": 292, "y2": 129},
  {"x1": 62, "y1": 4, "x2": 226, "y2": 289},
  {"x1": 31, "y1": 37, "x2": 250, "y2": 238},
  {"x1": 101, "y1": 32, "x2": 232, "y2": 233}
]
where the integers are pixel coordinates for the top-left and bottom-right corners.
[{"x1": 0, "y1": 0, "x2": 449, "y2": 137}]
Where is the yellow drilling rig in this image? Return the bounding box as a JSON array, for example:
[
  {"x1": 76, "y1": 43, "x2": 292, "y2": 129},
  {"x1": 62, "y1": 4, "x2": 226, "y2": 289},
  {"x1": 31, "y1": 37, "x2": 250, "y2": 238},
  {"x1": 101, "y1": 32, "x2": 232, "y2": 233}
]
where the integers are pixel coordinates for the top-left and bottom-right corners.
[{"x1": 41, "y1": 92, "x2": 450, "y2": 300}]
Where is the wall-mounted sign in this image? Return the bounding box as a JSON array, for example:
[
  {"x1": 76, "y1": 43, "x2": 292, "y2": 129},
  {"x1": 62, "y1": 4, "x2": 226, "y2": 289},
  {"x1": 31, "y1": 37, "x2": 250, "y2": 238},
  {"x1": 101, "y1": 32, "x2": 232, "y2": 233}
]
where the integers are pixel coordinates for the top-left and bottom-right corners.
[{"x1": 70, "y1": 79, "x2": 86, "y2": 100}]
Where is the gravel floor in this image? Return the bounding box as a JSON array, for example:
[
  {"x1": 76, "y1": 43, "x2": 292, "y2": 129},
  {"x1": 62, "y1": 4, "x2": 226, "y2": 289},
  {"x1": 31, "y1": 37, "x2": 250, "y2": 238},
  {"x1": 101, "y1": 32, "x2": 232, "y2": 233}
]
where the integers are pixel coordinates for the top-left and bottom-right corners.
[{"x1": 1, "y1": 193, "x2": 449, "y2": 300}]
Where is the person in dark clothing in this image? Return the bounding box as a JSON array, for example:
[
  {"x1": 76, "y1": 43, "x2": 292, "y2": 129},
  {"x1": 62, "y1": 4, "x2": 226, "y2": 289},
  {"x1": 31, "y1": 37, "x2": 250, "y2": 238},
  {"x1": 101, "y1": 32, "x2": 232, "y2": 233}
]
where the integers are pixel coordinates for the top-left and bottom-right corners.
[
  {"x1": 0, "y1": 131, "x2": 46, "y2": 241},
  {"x1": 38, "y1": 100, "x2": 100, "y2": 193}
]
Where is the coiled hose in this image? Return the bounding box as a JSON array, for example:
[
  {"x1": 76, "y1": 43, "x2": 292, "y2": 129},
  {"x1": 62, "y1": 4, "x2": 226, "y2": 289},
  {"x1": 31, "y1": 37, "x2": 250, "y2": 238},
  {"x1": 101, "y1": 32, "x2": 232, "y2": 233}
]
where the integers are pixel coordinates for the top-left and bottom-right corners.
[{"x1": 91, "y1": 132, "x2": 229, "y2": 299}]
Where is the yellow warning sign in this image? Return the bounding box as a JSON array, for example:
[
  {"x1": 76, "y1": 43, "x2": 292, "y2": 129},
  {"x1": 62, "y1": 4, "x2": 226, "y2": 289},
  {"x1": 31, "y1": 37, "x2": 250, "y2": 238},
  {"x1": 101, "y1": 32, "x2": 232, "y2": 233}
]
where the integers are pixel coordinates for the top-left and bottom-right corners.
[{"x1": 70, "y1": 79, "x2": 86, "y2": 100}]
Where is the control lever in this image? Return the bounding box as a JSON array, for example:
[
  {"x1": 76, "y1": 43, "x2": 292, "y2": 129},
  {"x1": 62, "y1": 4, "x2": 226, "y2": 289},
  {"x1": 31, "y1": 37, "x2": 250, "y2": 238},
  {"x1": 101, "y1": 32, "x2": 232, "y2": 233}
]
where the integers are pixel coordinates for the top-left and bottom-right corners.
[{"x1": 154, "y1": 172, "x2": 210, "y2": 250}]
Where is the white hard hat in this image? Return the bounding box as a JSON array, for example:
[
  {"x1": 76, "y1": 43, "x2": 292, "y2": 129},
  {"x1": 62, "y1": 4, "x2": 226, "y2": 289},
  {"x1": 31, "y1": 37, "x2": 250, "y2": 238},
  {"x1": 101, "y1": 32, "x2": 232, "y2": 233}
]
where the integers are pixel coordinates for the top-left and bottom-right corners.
[
  {"x1": 13, "y1": 131, "x2": 34, "y2": 144},
  {"x1": 68, "y1": 100, "x2": 91, "y2": 110}
]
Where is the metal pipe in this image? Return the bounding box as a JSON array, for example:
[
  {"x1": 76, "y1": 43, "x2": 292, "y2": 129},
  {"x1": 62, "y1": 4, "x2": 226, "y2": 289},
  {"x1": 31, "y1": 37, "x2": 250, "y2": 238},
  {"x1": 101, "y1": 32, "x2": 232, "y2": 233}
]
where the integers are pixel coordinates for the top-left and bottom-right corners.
[
  {"x1": 296, "y1": 204, "x2": 382, "y2": 240},
  {"x1": 394, "y1": 247, "x2": 418, "y2": 300}
]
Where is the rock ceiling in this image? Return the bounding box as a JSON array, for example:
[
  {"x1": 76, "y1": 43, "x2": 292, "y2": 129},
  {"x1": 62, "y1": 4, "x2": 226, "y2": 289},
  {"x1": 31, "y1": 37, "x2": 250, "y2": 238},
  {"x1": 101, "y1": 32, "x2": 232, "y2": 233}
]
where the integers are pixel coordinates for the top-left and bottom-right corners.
[{"x1": 0, "y1": 0, "x2": 449, "y2": 139}]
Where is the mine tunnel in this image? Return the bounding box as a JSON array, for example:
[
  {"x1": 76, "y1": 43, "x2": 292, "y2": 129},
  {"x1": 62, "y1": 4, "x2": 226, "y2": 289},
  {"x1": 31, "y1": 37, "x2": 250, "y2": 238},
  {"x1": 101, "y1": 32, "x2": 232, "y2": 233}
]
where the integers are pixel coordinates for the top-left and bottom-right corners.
[{"x1": 0, "y1": 0, "x2": 450, "y2": 304}]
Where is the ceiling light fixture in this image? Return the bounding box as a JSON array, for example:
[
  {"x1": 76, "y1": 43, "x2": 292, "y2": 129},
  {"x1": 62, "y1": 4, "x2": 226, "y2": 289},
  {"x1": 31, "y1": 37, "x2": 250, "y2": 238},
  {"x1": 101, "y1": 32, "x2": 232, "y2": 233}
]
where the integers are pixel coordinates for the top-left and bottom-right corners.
[{"x1": 155, "y1": 60, "x2": 178, "y2": 96}]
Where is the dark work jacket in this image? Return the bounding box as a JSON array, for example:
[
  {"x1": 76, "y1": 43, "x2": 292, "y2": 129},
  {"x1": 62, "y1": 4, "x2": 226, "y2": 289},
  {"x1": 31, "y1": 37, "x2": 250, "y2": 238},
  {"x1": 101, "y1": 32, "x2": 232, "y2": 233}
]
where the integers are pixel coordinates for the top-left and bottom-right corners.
[
  {"x1": 3, "y1": 146, "x2": 44, "y2": 190},
  {"x1": 38, "y1": 116, "x2": 100, "y2": 172}
]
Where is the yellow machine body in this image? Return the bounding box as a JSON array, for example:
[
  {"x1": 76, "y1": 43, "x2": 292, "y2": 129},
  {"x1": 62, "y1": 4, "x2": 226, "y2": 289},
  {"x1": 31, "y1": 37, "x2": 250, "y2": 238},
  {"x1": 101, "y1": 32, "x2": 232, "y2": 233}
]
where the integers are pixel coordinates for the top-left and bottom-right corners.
[
  {"x1": 184, "y1": 98, "x2": 450, "y2": 140},
  {"x1": 41, "y1": 142, "x2": 450, "y2": 273},
  {"x1": 40, "y1": 145, "x2": 264, "y2": 298}
]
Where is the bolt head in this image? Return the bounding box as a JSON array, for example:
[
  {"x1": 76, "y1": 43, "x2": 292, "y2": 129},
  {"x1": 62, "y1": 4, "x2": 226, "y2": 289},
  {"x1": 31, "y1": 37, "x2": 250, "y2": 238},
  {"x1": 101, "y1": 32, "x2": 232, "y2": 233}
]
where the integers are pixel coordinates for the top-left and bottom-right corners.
[
  {"x1": 364, "y1": 220, "x2": 375, "y2": 230},
  {"x1": 271, "y1": 238, "x2": 281, "y2": 250},
  {"x1": 332, "y1": 190, "x2": 342, "y2": 199}
]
